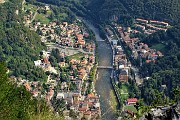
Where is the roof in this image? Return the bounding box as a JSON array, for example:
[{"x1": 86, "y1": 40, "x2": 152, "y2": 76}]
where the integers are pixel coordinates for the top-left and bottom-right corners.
[
  {"x1": 87, "y1": 93, "x2": 94, "y2": 98},
  {"x1": 146, "y1": 60, "x2": 152, "y2": 63},
  {"x1": 84, "y1": 111, "x2": 91, "y2": 115},
  {"x1": 120, "y1": 70, "x2": 128, "y2": 75},
  {"x1": 78, "y1": 108, "x2": 86, "y2": 112},
  {"x1": 127, "y1": 98, "x2": 138, "y2": 103}
]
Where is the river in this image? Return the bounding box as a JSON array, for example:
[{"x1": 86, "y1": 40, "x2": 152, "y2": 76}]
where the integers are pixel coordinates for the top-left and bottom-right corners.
[{"x1": 84, "y1": 21, "x2": 116, "y2": 120}]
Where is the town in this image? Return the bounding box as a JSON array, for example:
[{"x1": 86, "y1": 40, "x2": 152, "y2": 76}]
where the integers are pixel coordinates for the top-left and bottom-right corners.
[
  {"x1": 14, "y1": 1, "x2": 171, "y2": 119},
  {"x1": 104, "y1": 18, "x2": 170, "y2": 119},
  {"x1": 1, "y1": 0, "x2": 180, "y2": 120},
  {"x1": 12, "y1": 2, "x2": 101, "y2": 120}
]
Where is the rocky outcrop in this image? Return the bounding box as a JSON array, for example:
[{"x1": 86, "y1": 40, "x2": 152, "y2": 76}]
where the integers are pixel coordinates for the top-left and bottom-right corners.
[{"x1": 140, "y1": 103, "x2": 180, "y2": 120}]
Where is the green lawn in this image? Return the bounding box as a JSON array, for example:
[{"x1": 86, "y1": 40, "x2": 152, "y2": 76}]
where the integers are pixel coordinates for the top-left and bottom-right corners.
[
  {"x1": 23, "y1": 3, "x2": 38, "y2": 13},
  {"x1": 124, "y1": 105, "x2": 137, "y2": 113},
  {"x1": 35, "y1": 13, "x2": 50, "y2": 24},
  {"x1": 67, "y1": 52, "x2": 85, "y2": 60},
  {"x1": 120, "y1": 84, "x2": 129, "y2": 100},
  {"x1": 151, "y1": 43, "x2": 166, "y2": 51}
]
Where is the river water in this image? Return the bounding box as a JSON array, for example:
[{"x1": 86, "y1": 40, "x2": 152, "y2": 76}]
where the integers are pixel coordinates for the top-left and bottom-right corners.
[{"x1": 84, "y1": 21, "x2": 116, "y2": 120}]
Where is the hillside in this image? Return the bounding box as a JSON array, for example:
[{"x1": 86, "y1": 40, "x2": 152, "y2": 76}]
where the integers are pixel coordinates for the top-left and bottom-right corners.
[
  {"x1": 139, "y1": 25, "x2": 180, "y2": 104},
  {"x1": 0, "y1": 1, "x2": 66, "y2": 119},
  {"x1": 0, "y1": 0, "x2": 47, "y2": 81},
  {"x1": 85, "y1": 0, "x2": 180, "y2": 24},
  {"x1": 0, "y1": 62, "x2": 64, "y2": 120}
]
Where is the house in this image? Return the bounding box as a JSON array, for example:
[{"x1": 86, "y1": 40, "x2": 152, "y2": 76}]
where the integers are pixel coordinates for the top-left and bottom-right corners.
[
  {"x1": 70, "y1": 59, "x2": 80, "y2": 65},
  {"x1": 111, "y1": 40, "x2": 118, "y2": 46},
  {"x1": 127, "y1": 98, "x2": 138, "y2": 105},
  {"x1": 59, "y1": 61, "x2": 66, "y2": 67},
  {"x1": 135, "y1": 24, "x2": 146, "y2": 31},
  {"x1": 150, "y1": 20, "x2": 169, "y2": 27},
  {"x1": 44, "y1": 5, "x2": 50, "y2": 11},
  {"x1": 126, "y1": 110, "x2": 135, "y2": 117},
  {"x1": 136, "y1": 18, "x2": 148, "y2": 24},
  {"x1": 89, "y1": 56, "x2": 95, "y2": 64},
  {"x1": 78, "y1": 73, "x2": 87, "y2": 80},
  {"x1": 86, "y1": 65, "x2": 92, "y2": 73},
  {"x1": 24, "y1": 82, "x2": 31, "y2": 91},
  {"x1": 72, "y1": 93, "x2": 81, "y2": 102},
  {"x1": 84, "y1": 111, "x2": 91, "y2": 120},
  {"x1": 81, "y1": 59, "x2": 88, "y2": 66},
  {"x1": 46, "y1": 89, "x2": 54, "y2": 102},
  {"x1": 119, "y1": 69, "x2": 128, "y2": 82}
]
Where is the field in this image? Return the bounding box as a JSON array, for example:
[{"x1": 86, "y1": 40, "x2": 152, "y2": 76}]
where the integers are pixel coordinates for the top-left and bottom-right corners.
[
  {"x1": 120, "y1": 84, "x2": 129, "y2": 100},
  {"x1": 124, "y1": 105, "x2": 137, "y2": 113},
  {"x1": 67, "y1": 52, "x2": 85, "y2": 60},
  {"x1": 150, "y1": 43, "x2": 166, "y2": 51},
  {"x1": 35, "y1": 13, "x2": 50, "y2": 24},
  {"x1": 23, "y1": 3, "x2": 38, "y2": 14}
]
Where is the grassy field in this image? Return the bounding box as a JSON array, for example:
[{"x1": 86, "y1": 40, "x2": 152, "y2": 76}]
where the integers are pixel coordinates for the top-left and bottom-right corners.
[
  {"x1": 124, "y1": 105, "x2": 137, "y2": 113},
  {"x1": 23, "y1": 3, "x2": 38, "y2": 13},
  {"x1": 67, "y1": 52, "x2": 85, "y2": 60},
  {"x1": 151, "y1": 43, "x2": 166, "y2": 51},
  {"x1": 120, "y1": 84, "x2": 129, "y2": 100},
  {"x1": 35, "y1": 13, "x2": 50, "y2": 24}
]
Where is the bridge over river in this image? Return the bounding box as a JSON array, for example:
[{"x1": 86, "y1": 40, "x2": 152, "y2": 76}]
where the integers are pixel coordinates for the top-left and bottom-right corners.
[{"x1": 97, "y1": 66, "x2": 113, "y2": 69}]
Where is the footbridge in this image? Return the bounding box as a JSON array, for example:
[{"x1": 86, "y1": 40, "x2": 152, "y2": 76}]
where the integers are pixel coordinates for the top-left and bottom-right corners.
[
  {"x1": 96, "y1": 39, "x2": 106, "y2": 42},
  {"x1": 97, "y1": 66, "x2": 113, "y2": 69}
]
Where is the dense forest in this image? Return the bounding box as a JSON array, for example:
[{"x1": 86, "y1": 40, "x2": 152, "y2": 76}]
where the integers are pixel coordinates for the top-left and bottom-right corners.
[
  {"x1": 35, "y1": 0, "x2": 88, "y2": 17},
  {"x1": 0, "y1": 0, "x2": 47, "y2": 81},
  {"x1": 85, "y1": 0, "x2": 180, "y2": 25},
  {"x1": 139, "y1": 25, "x2": 180, "y2": 104},
  {"x1": 0, "y1": 62, "x2": 63, "y2": 120}
]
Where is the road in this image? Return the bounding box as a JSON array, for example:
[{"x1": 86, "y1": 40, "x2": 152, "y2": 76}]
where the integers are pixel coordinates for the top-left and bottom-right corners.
[
  {"x1": 131, "y1": 66, "x2": 142, "y2": 85},
  {"x1": 25, "y1": 7, "x2": 39, "y2": 26}
]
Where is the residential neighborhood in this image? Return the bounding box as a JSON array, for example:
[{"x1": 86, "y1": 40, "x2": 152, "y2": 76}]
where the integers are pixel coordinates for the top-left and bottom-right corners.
[
  {"x1": 105, "y1": 18, "x2": 170, "y2": 119},
  {"x1": 20, "y1": 5, "x2": 172, "y2": 118},
  {"x1": 11, "y1": 2, "x2": 101, "y2": 119}
]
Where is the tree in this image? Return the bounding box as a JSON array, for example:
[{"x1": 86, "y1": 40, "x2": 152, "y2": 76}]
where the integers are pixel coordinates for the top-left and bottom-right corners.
[{"x1": 69, "y1": 109, "x2": 76, "y2": 119}]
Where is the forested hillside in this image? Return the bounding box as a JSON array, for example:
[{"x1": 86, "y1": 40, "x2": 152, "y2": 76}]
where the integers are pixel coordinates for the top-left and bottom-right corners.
[
  {"x1": 139, "y1": 25, "x2": 180, "y2": 104},
  {"x1": 0, "y1": 0, "x2": 47, "y2": 81},
  {"x1": 35, "y1": 0, "x2": 87, "y2": 17},
  {"x1": 0, "y1": 62, "x2": 63, "y2": 120},
  {"x1": 85, "y1": 0, "x2": 180, "y2": 24}
]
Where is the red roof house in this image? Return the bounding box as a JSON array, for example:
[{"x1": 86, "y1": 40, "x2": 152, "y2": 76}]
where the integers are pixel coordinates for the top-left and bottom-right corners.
[{"x1": 127, "y1": 98, "x2": 138, "y2": 105}]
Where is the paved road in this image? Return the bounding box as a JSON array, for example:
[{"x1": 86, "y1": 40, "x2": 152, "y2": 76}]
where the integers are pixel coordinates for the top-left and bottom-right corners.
[{"x1": 131, "y1": 66, "x2": 142, "y2": 85}]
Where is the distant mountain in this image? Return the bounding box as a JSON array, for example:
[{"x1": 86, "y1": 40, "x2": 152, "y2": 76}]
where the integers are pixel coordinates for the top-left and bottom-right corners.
[
  {"x1": 85, "y1": 0, "x2": 180, "y2": 24},
  {"x1": 36, "y1": 0, "x2": 180, "y2": 25}
]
